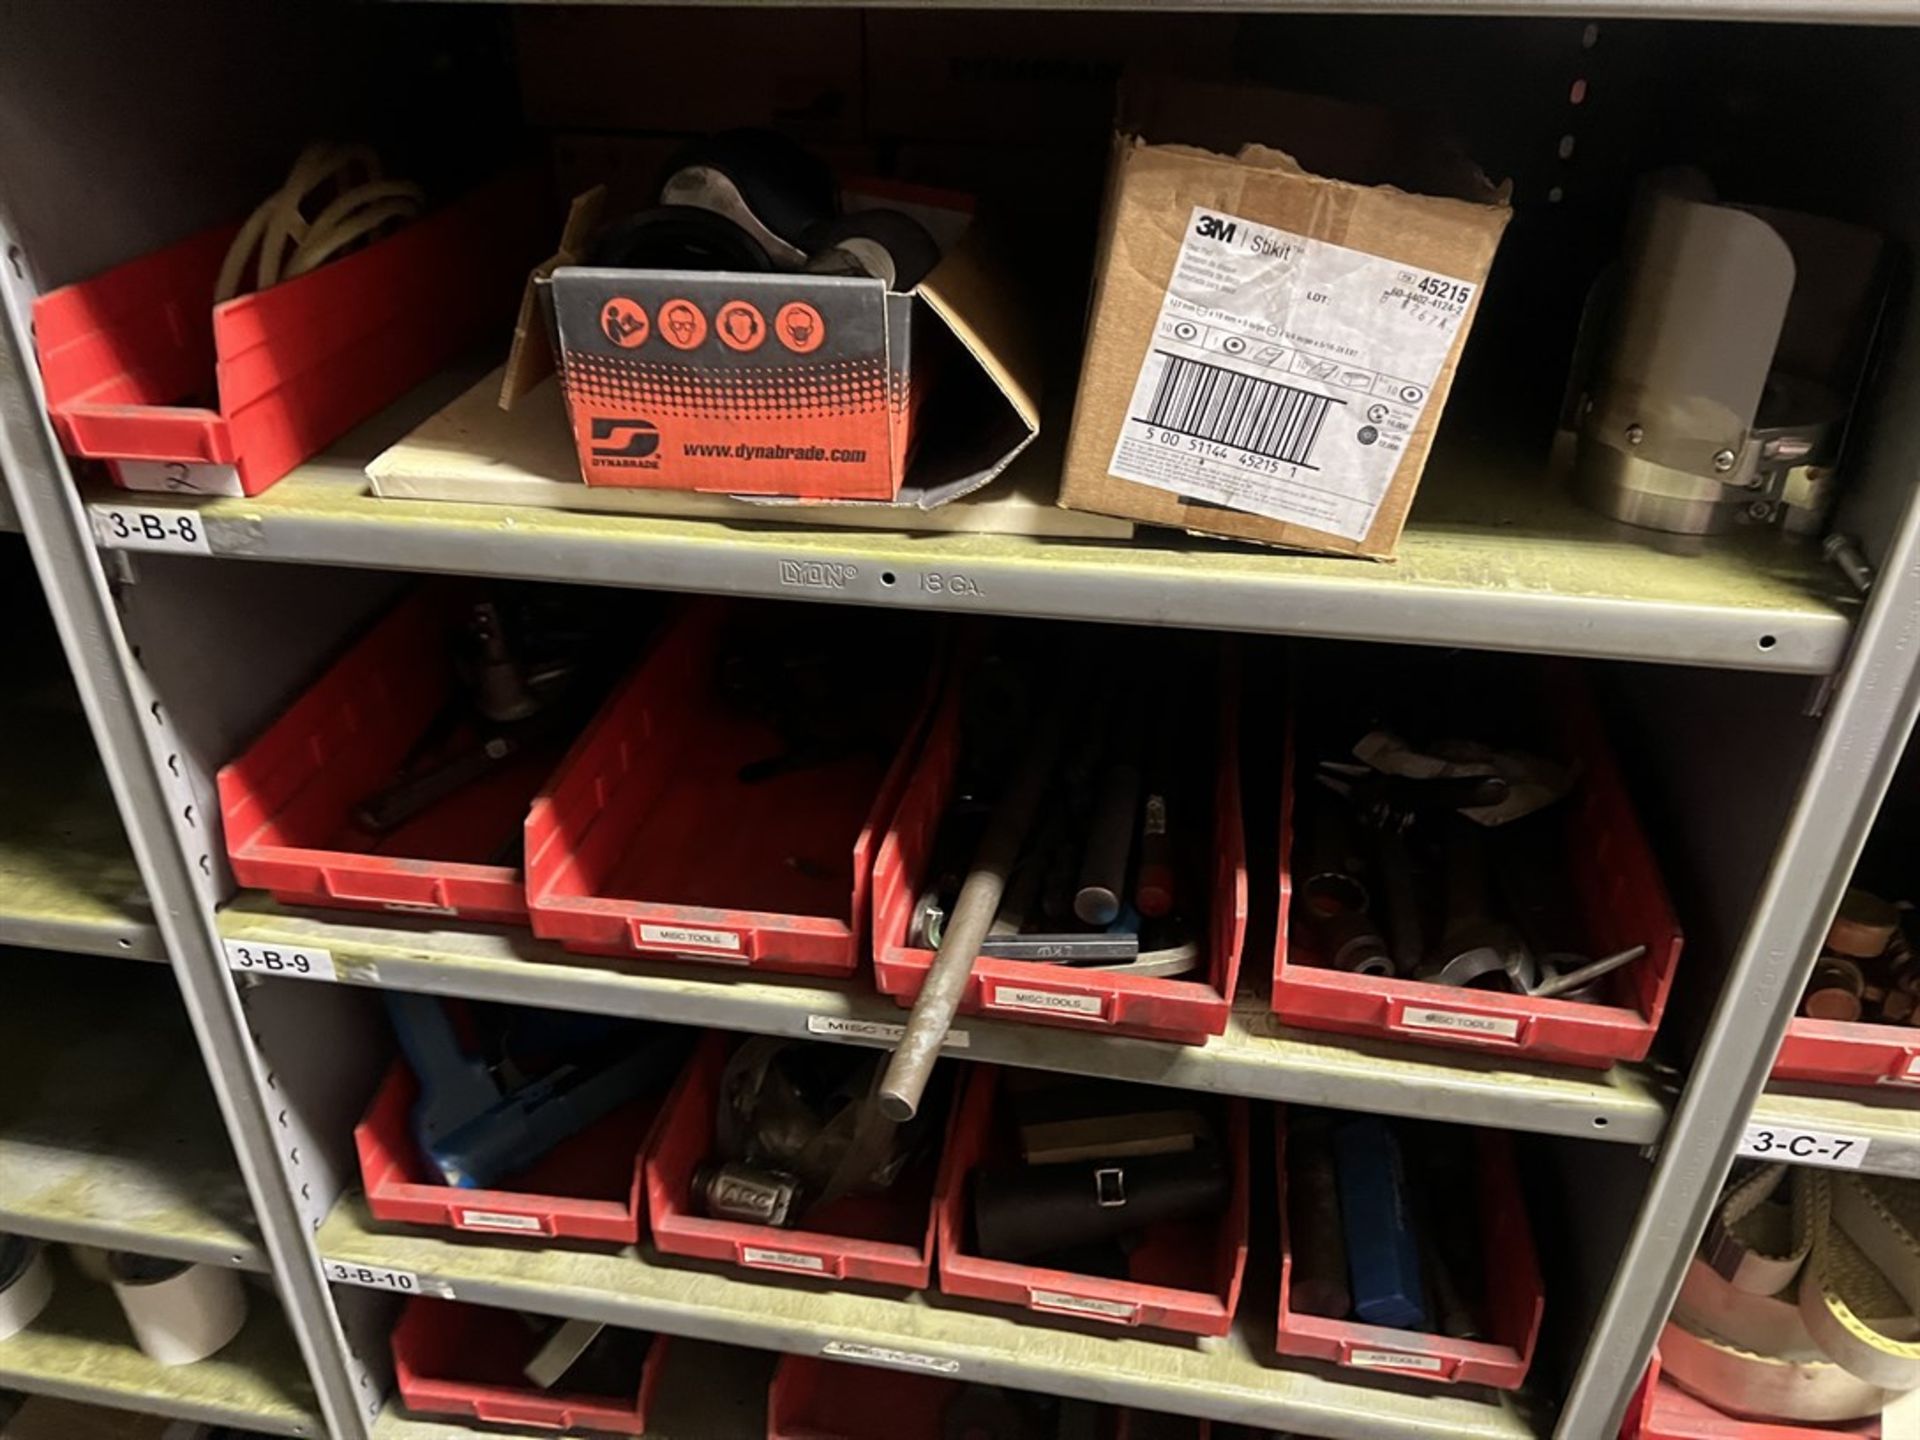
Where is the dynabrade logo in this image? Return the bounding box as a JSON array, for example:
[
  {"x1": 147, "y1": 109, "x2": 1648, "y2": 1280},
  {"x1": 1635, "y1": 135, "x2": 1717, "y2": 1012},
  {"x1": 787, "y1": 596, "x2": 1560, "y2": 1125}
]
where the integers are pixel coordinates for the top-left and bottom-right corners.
[{"x1": 589, "y1": 416, "x2": 661, "y2": 469}]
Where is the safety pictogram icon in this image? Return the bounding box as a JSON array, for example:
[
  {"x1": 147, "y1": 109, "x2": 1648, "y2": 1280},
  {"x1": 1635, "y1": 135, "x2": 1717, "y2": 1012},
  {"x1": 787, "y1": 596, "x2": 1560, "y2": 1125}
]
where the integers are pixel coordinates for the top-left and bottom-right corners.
[
  {"x1": 775, "y1": 301, "x2": 826, "y2": 355},
  {"x1": 659, "y1": 299, "x2": 709, "y2": 351},
  {"x1": 716, "y1": 300, "x2": 768, "y2": 353},
  {"x1": 599, "y1": 298, "x2": 650, "y2": 349}
]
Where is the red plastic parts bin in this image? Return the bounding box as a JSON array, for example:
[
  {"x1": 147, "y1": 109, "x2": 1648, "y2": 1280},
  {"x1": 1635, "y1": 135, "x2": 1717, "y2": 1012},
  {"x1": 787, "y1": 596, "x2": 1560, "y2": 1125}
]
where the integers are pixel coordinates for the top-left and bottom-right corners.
[
  {"x1": 527, "y1": 601, "x2": 934, "y2": 977},
  {"x1": 33, "y1": 171, "x2": 540, "y2": 497},
  {"x1": 1772, "y1": 1014, "x2": 1920, "y2": 1089},
  {"x1": 1623, "y1": 1351, "x2": 1881, "y2": 1440},
  {"x1": 647, "y1": 1033, "x2": 944, "y2": 1288},
  {"x1": 1274, "y1": 1112, "x2": 1542, "y2": 1389},
  {"x1": 355, "y1": 1056, "x2": 669, "y2": 1243},
  {"x1": 219, "y1": 589, "x2": 558, "y2": 925},
  {"x1": 768, "y1": 1355, "x2": 965, "y2": 1440},
  {"x1": 393, "y1": 1296, "x2": 665, "y2": 1435},
  {"x1": 872, "y1": 650, "x2": 1247, "y2": 1046},
  {"x1": 1272, "y1": 666, "x2": 1684, "y2": 1068},
  {"x1": 934, "y1": 1067, "x2": 1249, "y2": 1338}
]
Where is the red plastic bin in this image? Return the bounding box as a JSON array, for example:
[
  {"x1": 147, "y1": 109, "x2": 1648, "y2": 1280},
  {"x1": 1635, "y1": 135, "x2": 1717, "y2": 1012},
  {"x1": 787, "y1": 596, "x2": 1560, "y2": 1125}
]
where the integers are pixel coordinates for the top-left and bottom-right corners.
[
  {"x1": 393, "y1": 1296, "x2": 665, "y2": 1434},
  {"x1": 33, "y1": 171, "x2": 540, "y2": 497},
  {"x1": 527, "y1": 602, "x2": 935, "y2": 977},
  {"x1": 647, "y1": 1032, "x2": 945, "y2": 1288},
  {"x1": 355, "y1": 1054, "x2": 670, "y2": 1243},
  {"x1": 1274, "y1": 1111, "x2": 1542, "y2": 1389},
  {"x1": 872, "y1": 647, "x2": 1247, "y2": 1046},
  {"x1": 1272, "y1": 666, "x2": 1684, "y2": 1068},
  {"x1": 1772, "y1": 1014, "x2": 1920, "y2": 1090},
  {"x1": 1623, "y1": 1350, "x2": 1881, "y2": 1439},
  {"x1": 934, "y1": 1066, "x2": 1249, "y2": 1338},
  {"x1": 219, "y1": 589, "x2": 559, "y2": 925}
]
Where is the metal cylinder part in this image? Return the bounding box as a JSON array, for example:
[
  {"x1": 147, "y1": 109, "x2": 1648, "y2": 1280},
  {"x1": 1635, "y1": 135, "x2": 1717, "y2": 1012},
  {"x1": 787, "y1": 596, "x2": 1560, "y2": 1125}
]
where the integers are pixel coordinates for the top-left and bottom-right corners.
[
  {"x1": 880, "y1": 691, "x2": 1067, "y2": 1122},
  {"x1": 108, "y1": 1252, "x2": 248, "y2": 1367}
]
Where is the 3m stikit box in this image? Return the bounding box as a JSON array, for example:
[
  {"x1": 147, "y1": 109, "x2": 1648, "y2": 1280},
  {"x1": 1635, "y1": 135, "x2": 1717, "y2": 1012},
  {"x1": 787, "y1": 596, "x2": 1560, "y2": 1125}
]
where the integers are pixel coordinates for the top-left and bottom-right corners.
[
  {"x1": 1060, "y1": 81, "x2": 1511, "y2": 557},
  {"x1": 545, "y1": 223, "x2": 1038, "y2": 505}
]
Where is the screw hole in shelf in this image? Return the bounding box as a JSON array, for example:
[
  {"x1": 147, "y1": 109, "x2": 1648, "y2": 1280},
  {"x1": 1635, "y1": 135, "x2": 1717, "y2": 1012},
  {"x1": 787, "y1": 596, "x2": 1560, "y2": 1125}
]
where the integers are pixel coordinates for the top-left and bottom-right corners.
[
  {"x1": 4, "y1": 245, "x2": 21, "y2": 280},
  {"x1": 117, "y1": 937, "x2": 131, "y2": 949},
  {"x1": 1592, "y1": 1116, "x2": 1610, "y2": 1129},
  {"x1": 1569, "y1": 77, "x2": 1589, "y2": 106},
  {"x1": 880, "y1": 571, "x2": 898, "y2": 587},
  {"x1": 1758, "y1": 634, "x2": 1779, "y2": 652}
]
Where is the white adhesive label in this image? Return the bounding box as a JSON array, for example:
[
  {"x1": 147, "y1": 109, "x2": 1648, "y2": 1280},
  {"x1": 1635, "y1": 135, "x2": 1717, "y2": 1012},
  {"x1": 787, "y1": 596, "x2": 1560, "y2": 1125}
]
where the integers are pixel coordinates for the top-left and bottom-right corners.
[
  {"x1": 1030, "y1": 1289, "x2": 1138, "y2": 1321},
  {"x1": 821, "y1": 1342, "x2": 960, "y2": 1375},
  {"x1": 1900, "y1": 1055, "x2": 1920, "y2": 1082},
  {"x1": 323, "y1": 1261, "x2": 449, "y2": 1298},
  {"x1": 1738, "y1": 1123, "x2": 1871, "y2": 1170},
  {"x1": 807, "y1": 1015, "x2": 971, "y2": 1049},
  {"x1": 1110, "y1": 206, "x2": 1476, "y2": 542},
  {"x1": 1349, "y1": 1349, "x2": 1445, "y2": 1374},
  {"x1": 111, "y1": 459, "x2": 245, "y2": 497},
  {"x1": 223, "y1": 939, "x2": 337, "y2": 982},
  {"x1": 990, "y1": 986, "x2": 1103, "y2": 1018},
  {"x1": 1397, "y1": 1006, "x2": 1520, "y2": 1040},
  {"x1": 91, "y1": 503, "x2": 213, "y2": 554},
  {"x1": 743, "y1": 1247, "x2": 827, "y2": 1273},
  {"x1": 459, "y1": 1210, "x2": 544, "y2": 1232},
  {"x1": 640, "y1": 923, "x2": 742, "y2": 952}
]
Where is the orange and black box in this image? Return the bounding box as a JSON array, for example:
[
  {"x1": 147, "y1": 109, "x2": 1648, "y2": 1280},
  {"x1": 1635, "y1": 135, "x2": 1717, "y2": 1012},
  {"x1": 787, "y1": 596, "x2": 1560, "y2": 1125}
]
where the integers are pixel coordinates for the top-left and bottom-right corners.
[{"x1": 545, "y1": 214, "x2": 1039, "y2": 506}]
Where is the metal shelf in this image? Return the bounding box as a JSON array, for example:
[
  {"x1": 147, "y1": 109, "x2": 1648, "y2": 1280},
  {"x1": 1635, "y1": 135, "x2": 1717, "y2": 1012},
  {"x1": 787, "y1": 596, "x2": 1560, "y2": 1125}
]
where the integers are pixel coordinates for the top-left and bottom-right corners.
[
  {"x1": 0, "y1": 967, "x2": 263, "y2": 1270},
  {"x1": 220, "y1": 896, "x2": 1668, "y2": 1144},
  {"x1": 320, "y1": 1194, "x2": 1535, "y2": 1440},
  {"x1": 1747, "y1": 1083, "x2": 1920, "y2": 1179},
  {"x1": 0, "y1": 710, "x2": 161, "y2": 961},
  {"x1": 389, "y1": 1, "x2": 1920, "y2": 25},
  {"x1": 375, "y1": 1338, "x2": 773, "y2": 1439},
  {"x1": 0, "y1": 1253, "x2": 319, "y2": 1436},
  {"x1": 84, "y1": 371, "x2": 1854, "y2": 675}
]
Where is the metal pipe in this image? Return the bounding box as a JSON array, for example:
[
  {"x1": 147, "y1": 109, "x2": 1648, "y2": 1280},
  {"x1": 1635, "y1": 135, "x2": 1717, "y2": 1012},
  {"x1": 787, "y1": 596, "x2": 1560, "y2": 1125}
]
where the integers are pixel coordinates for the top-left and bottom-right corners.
[{"x1": 879, "y1": 689, "x2": 1067, "y2": 1122}]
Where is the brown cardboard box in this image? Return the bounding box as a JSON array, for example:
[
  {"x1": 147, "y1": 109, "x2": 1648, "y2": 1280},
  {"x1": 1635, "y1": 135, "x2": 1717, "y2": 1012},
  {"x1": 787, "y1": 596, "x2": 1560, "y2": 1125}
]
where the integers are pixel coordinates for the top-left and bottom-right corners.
[{"x1": 1059, "y1": 80, "x2": 1511, "y2": 558}]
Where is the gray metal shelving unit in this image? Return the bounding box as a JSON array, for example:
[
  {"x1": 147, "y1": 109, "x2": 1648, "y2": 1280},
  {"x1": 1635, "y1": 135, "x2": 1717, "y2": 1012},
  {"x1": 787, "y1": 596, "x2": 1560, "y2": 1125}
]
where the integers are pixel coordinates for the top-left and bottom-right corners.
[{"x1": 5, "y1": 4, "x2": 1920, "y2": 1440}]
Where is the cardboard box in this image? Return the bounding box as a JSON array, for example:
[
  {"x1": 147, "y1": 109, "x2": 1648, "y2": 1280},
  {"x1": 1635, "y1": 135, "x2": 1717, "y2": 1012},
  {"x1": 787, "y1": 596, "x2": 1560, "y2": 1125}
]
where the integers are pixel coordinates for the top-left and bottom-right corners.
[
  {"x1": 1059, "y1": 80, "x2": 1511, "y2": 557},
  {"x1": 544, "y1": 197, "x2": 1038, "y2": 505}
]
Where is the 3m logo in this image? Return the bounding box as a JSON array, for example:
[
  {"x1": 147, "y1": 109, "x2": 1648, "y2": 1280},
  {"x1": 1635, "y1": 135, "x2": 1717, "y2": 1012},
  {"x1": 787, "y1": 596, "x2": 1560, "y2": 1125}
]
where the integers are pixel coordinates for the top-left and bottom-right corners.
[
  {"x1": 1196, "y1": 213, "x2": 1238, "y2": 243},
  {"x1": 779, "y1": 559, "x2": 857, "y2": 590},
  {"x1": 590, "y1": 417, "x2": 660, "y2": 460}
]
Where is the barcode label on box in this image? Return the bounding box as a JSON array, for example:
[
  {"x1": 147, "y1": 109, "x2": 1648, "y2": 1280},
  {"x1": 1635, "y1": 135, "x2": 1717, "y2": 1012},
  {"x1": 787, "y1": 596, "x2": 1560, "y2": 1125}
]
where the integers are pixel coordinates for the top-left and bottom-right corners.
[
  {"x1": 990, "y1": 986, "x2": 1103, "y2": 1018},
  {"x1": 1110, "y1": 206, "x2": 1474, "y2": 543},
  {"x1": 807, "y1": 1015, "x2": 971, "y2": 1049},
  {"x1": 1397, "y1": 1006, "x2": 1520, "y2": 1040},
  {"x1": 822, "y1": 1342, "x2": 960, "y2": 1374},
  {"x1": 639, "y1": 923, "x2": 741, "y2": 952},
  {"x1": 1350, "y1": 1349, "x2": 1445, "y2": 1374},
  {"x1": 458, "y1": 1209, "x2": 545, "y2": 1232},
  {"x1": 223, "y1": 939, "x2": 337, "y2": 982},
  {"x1": 743, "y1": 1247, "x2": 827, "y2": 1273},
  {"x1": 1030, "y1": 1289, "x2": 1138, "y2": 1321}
]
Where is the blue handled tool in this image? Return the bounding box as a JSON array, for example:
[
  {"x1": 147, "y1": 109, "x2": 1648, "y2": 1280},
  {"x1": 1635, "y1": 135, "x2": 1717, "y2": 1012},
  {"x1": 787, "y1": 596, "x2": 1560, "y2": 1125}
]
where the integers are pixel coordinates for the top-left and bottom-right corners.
[{"x1": 1333, "y1": 1116, "x2": 1430, "y2": 1331}]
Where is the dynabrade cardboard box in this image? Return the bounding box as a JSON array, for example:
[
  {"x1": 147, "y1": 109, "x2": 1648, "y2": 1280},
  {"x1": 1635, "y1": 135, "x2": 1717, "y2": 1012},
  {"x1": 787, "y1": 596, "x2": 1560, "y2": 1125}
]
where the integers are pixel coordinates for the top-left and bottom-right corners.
[
  {"x1": 543, "y1": 199, "x2": 1039, "y2": 505},
  {"x1": 1060, "y1": 80, "x2": 1511, "y2": 557}
]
